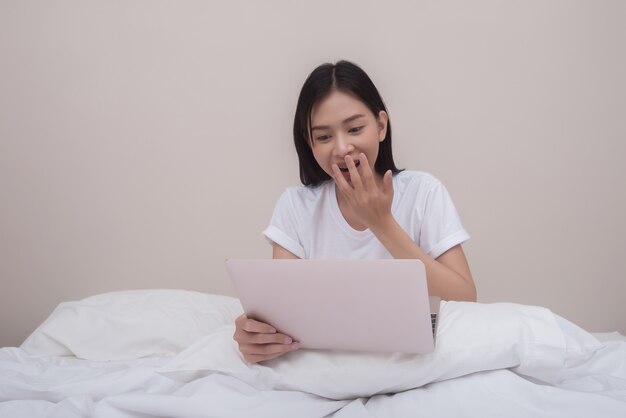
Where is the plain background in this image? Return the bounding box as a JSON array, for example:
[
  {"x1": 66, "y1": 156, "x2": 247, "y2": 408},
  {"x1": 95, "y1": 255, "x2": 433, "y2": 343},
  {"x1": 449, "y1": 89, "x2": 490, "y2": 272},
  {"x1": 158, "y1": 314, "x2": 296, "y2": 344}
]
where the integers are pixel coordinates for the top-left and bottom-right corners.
[{"x1": 1, "y1": 0, "x2": 624, "y2": 347}]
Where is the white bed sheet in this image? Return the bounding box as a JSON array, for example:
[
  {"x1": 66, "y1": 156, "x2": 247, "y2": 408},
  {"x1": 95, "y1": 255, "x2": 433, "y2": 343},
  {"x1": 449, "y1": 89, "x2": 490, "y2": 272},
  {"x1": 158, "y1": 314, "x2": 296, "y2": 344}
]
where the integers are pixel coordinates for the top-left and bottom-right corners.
[
  {"x1": 1, "y1": 290, "x2": 625, "y2": 418},
  {"x1": 1, "y1": 340, "x2": 625, "y2": 418}
]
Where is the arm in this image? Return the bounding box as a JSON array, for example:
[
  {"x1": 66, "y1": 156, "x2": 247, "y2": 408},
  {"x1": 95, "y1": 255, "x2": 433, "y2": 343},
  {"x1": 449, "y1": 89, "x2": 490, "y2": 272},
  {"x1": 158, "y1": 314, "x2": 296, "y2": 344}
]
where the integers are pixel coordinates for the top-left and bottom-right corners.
[
  {"x1": 233, "y1": 242, "x2": 301, "y2": 363},
  {"x1": 272, "y1": 243, "x2": 300, "y2": 259},
  {"x1": 333, "y1": 153, "x2": 476, "y2": 302},
  {"x1": 370, "y1": 216, "x2": 476, "y2": 301}
]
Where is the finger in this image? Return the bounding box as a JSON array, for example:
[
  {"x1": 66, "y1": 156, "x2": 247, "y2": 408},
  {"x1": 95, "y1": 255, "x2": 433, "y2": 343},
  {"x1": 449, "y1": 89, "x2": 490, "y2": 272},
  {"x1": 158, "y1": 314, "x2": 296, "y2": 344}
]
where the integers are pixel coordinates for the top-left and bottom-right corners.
[
  {"x1": 240, "y1": 341, "x2": 300, "y2": 356},
  {"x1": 245, "y1": 353, "x2": 278, "y2": 363},
  {"x1": 250, "y1": 332, "x2": 294, "y2": 345},
  {"x1": 331, "y1": 163, "x2": 353, "y2": 195},
  {"x1": 345, "y1": 155, "x2": 363, "y2": 190},
  {"x1": 240, "y1": 317, "x2": 277, "y2": 334},
  {"x1": 358, "y1": 153, "x2": 377, "y2": 189},
  {"x1": 245, "y1": 348, "x2": 297, "y2": 364},
  {"x1": 235, "y1": 328, "x2": 292, "y2": 345}
]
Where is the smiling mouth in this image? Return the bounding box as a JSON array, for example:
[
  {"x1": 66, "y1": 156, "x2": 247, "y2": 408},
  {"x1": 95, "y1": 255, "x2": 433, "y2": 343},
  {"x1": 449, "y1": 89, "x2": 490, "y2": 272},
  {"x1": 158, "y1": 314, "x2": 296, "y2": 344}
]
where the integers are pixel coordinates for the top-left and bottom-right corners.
[{"x1": 338, "y1": 160, "x2": 360, "y2": 172}]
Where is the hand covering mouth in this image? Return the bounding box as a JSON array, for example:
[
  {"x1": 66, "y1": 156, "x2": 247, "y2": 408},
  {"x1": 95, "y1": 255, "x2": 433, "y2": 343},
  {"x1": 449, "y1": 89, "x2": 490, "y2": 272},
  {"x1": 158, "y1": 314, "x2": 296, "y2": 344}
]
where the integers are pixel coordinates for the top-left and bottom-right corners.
[{"x1": 338, "y1": 160, "x2": 360, "y2": 172}]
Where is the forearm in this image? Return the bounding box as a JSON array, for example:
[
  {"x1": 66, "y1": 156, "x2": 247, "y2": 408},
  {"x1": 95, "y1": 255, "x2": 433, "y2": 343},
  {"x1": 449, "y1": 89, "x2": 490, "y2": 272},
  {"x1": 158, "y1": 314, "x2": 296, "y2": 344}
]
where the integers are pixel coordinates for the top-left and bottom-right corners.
[{"x1": 369, "y1": 216, "x2": 477, "y2": 302}]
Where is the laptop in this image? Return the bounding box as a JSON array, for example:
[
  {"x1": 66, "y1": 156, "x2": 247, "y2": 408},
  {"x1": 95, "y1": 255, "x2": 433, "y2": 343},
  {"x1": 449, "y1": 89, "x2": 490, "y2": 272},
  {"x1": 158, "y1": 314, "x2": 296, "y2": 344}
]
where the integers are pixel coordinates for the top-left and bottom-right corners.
[{"x1": 226, "y1": 259, "x2": 440, "y2": 354}]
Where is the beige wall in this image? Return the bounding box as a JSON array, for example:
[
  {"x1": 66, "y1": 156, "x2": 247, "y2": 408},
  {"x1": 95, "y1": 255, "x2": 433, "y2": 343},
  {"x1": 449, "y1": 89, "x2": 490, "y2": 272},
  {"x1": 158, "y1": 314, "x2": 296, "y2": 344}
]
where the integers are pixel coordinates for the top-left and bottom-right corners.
[{"x1": 1, "y1": 0, "x2": 625, "y2": 347}]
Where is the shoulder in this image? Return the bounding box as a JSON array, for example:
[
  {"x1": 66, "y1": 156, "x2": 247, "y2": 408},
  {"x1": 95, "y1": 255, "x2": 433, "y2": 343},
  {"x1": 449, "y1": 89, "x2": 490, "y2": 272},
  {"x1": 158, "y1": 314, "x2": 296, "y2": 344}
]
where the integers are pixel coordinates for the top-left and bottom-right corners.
[
  {"x1": 275, "y1": 181, "x2": 331, "y2": 210},
  {"x1": 393, "y1": 170, "x2": 442, "y2": 194}
]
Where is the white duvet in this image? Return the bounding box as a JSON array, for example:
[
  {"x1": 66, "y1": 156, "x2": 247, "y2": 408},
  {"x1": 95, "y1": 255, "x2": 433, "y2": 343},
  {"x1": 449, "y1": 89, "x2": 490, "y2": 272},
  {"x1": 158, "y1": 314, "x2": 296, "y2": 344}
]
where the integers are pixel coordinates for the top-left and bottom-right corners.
[{"x1": 1, "y1": 289, "x2": 625, "y2": 417}]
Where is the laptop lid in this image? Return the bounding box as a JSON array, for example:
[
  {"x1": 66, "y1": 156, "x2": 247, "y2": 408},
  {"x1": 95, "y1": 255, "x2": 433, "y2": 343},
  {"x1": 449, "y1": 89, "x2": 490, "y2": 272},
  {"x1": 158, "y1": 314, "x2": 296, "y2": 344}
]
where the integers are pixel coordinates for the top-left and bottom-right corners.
[{"x1": 226, "y1": 259, "x2": 439, "y2": 354}]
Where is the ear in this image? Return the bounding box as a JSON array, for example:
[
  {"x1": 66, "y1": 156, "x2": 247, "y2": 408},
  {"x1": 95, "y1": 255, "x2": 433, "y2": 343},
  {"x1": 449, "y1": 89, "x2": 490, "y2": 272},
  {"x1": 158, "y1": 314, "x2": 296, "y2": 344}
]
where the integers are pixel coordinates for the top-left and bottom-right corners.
[{"x1": 377, "y1": 110, "x2": 388, "y2": 142}]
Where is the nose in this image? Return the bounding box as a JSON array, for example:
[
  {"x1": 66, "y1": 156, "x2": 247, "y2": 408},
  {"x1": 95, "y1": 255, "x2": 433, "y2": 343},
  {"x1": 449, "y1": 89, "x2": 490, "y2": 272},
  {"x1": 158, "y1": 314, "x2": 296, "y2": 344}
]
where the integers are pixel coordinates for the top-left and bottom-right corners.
[{"x1": 333, "y1": 133, "x2": 354, "y2": 158}]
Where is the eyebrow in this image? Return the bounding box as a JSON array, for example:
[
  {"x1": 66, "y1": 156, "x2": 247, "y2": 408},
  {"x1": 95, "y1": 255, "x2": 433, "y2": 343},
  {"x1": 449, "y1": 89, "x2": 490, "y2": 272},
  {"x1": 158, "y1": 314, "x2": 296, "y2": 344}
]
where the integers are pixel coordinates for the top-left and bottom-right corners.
[{"x1": 310, "y1": 114, "x2": 365, "y2": 132}]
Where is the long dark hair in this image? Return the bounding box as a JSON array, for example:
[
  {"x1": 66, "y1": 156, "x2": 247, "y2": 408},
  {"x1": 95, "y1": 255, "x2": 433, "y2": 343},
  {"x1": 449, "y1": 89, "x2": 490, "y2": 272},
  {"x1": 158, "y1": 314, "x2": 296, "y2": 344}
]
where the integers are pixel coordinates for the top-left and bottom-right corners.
[{"x1": 293, "y1": 60, "x2": 403, "y2": 186}]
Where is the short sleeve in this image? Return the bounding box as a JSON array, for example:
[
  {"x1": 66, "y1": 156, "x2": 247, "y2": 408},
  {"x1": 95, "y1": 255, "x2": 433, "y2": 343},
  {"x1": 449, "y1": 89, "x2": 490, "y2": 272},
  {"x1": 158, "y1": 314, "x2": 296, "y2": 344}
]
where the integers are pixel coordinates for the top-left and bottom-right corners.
[
  {"x1": 262, "y1": 190, "x2": 306, "y2": 259},
  {"x1": 419, "y1": 180, "x2": 470, "y2": 259}
]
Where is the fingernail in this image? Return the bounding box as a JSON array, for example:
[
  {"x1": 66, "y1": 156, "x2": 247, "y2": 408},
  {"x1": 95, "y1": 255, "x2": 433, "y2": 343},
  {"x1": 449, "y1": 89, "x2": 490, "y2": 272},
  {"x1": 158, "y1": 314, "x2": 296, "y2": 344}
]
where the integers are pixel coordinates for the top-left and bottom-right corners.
[
  {"x1": 284, "y1": 337, "x2": 292, "y2": 344},
  {"x1": 292, "y1": 342, "x2": 300, "y2": 349}
]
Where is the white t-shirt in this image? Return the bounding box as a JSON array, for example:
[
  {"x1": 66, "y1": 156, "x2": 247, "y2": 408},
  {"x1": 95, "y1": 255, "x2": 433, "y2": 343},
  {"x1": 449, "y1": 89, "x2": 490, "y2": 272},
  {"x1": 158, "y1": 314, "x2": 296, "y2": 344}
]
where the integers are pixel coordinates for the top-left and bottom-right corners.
[{"x1": 263, "y1": 170, "x2": 469, "y2": 259}]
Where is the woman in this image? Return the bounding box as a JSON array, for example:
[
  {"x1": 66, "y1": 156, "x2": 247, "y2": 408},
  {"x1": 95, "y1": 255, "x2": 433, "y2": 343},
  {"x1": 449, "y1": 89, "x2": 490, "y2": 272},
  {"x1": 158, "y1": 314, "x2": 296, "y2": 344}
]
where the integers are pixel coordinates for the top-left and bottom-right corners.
[{"x1": 234, "y1": 60, "x2": 476, "y2": 363}]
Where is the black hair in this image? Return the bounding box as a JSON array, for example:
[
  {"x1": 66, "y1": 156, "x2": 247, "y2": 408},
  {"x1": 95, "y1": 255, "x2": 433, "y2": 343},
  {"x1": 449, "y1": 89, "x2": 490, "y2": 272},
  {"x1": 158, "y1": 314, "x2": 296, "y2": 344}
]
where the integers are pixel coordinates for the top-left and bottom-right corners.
[{"x1": 293, "y1": 60, "x2": 403, "y2": 187}]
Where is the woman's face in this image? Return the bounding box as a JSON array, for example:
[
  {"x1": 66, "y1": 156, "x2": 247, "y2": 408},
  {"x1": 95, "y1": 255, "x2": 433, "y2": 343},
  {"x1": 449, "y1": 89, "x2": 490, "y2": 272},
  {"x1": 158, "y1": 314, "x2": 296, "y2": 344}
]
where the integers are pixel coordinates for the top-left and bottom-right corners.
[{"x1": 308, "y1": 89, "x2": 388, "y2": 184}]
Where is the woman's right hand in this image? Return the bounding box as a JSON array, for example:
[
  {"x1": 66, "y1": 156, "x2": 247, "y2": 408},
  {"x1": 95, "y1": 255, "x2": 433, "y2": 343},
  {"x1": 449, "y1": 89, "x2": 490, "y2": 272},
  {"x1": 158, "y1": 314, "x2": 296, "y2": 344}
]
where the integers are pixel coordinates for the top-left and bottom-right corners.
[{"x1": 233, "y1": 314, "x2": 300, "y2": 363}]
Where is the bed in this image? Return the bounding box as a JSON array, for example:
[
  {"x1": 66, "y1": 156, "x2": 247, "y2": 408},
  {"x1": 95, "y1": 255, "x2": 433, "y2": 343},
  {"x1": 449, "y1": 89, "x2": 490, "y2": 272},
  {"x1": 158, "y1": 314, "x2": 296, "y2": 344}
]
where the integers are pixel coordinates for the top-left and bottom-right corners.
[{"x1": 1, "y1": 289, "x2": 625, "y2": 417}]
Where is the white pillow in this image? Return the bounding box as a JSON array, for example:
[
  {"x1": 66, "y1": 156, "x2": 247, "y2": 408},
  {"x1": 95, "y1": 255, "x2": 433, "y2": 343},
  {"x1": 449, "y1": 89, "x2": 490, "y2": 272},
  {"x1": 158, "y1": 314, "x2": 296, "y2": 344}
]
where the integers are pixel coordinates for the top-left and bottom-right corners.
[
  {"x1": 22, "y1": 290, "x2": 601, "y2": 400},
  {"x1": 20, "y1": 289, "x2": 243, "y2": 361},
  {"x1": 158, "y1": 301, "x2": 601, "y2": 399},
  {"x1": 553, "y1": 314, "x2": 605, "y2": 368}
]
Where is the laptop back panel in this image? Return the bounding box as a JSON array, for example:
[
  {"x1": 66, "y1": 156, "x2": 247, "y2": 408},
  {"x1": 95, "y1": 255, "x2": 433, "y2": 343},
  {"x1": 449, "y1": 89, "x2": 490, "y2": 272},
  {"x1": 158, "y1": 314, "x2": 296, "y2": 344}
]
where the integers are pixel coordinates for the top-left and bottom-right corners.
[{"x1": 227, "y1": 259, "x2": 436, "y2": 354}]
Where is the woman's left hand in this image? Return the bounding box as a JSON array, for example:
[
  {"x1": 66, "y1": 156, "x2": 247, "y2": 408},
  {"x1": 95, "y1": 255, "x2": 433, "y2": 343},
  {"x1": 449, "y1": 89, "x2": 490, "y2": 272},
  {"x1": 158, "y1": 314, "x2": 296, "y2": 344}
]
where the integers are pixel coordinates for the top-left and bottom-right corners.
[{"x1": 331, "y1": 153, "x2": 394, "y2": 230}]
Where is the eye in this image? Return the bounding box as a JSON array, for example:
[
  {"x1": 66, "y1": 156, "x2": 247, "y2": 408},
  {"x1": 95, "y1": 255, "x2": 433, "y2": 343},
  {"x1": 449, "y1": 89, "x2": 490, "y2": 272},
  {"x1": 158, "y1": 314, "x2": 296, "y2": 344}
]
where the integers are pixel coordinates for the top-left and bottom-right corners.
[
  {"x1": 315, "y1": 135, "x2": 331, "y2": 142},
  {"x1": 348, "y1": 126, "x2": 365, "y2": 134}
]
